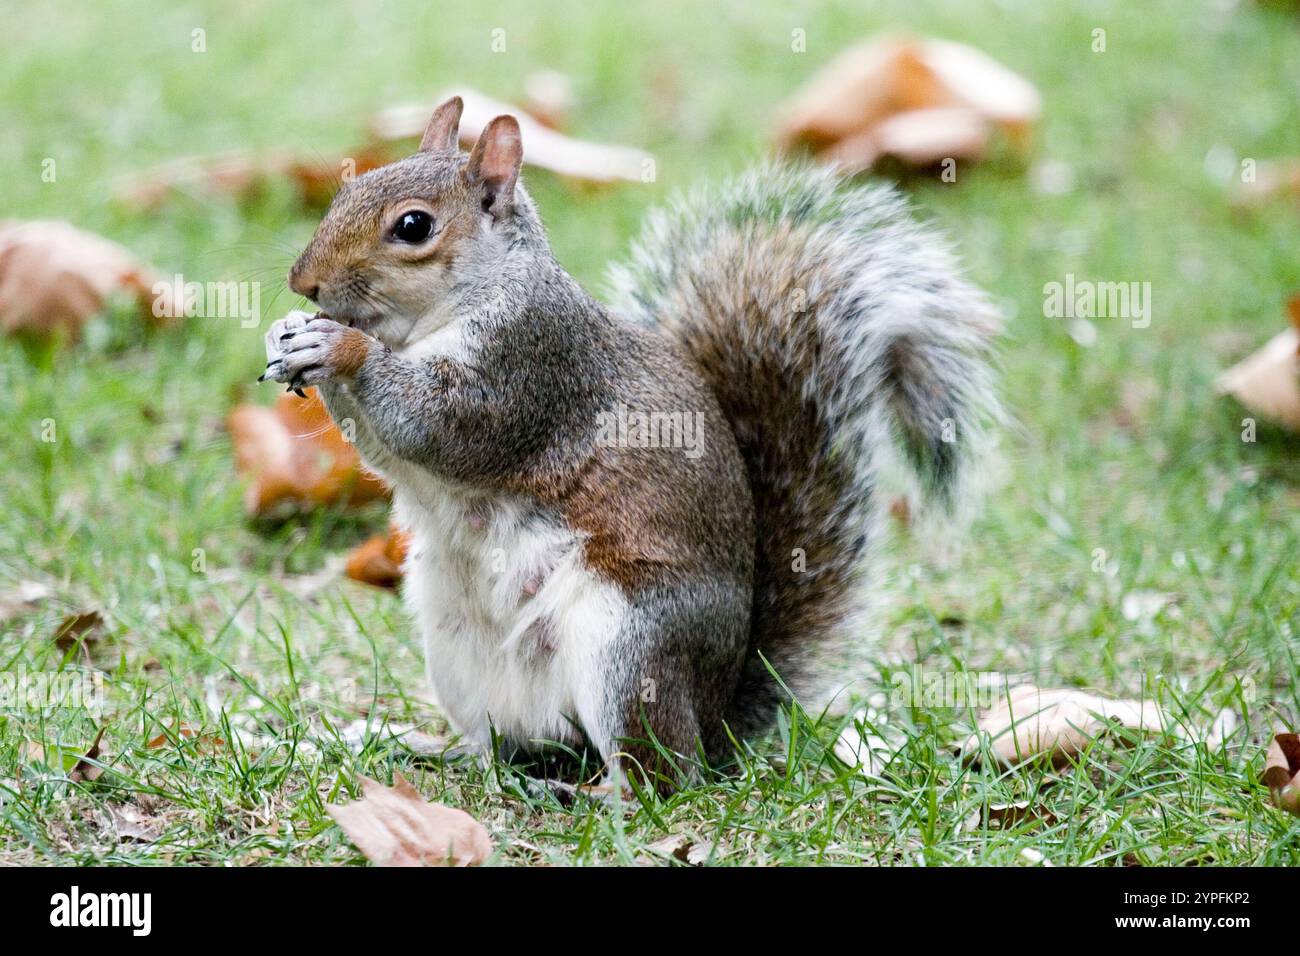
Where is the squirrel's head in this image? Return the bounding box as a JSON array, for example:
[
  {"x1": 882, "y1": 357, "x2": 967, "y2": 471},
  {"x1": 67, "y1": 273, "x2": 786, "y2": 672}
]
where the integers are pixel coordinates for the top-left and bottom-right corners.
[{"x1": 288, "y1": 96, "x2": 533, "y2": 347}]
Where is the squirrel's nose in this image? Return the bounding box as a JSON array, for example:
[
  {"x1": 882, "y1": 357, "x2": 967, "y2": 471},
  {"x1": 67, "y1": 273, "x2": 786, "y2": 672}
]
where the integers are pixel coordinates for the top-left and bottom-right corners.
[{"x1": 288, "y1": 269, "x2": 319, "y2": 301}]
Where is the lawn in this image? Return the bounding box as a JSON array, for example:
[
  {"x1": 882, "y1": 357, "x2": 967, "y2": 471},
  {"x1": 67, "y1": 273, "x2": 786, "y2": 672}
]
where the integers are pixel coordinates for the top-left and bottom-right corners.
[{"x1": 2, "y1": 0, "x2": 1299, "y2": 865}]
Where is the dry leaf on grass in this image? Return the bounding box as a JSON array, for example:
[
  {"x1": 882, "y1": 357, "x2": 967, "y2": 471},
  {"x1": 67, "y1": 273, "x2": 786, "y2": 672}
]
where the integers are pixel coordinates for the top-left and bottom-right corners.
[
  {"x1": 345, "y1": 524, "x2": 410, "y2": 588},
  {"x1": 371, "y1": 88, "x2": 653, "y2": 184},
  {"x1": 0, "y1": 220, "x2": 179, "y2": 341},
  {"x1": 961, "y1": 685, "x2": 1170, "y2": 767},
  {"x1": 684, "y1": 841, "x2": 714, "y2": 866},
  {"x1": 1261, "y1": 733, "x2": 1300, "y2": 815},
  {"x1": 68, "y1": 727, "x2": 107, "y2": 783},
  {"x1": 228, "y1": 387, "x2": 389, "y2": 516},
  {"x1": 120, "y1": 80, "x2": 647, "y2": 211},
  {"x1": 638, "y1": 834, "x2": 715, "y2": 866},
  {"x1": 642, "y1": 833, "x2": 692, "y2": 862},
  {"x1": 326, "y1": 773, "x2": 492, "y2": 867},
  {"x1": 107, "y1": 804, "x2": 163, "y2": 844},
  {"x1": 775, "y1": 35, "x2": 1040, "y2": 172},
  {"x1": 115, "y1": 146, "x2": 397, "y2": 212},
  {"x1": 1215, "y1": 295, "x2": 1300, "y2": 432},
  {"x1": 146, "y1": 724, "x2": 226, "y2": 754},
  {"x1": 821, "y1": 106, "x2": 989, "y2": 172},
  {"x1": 52, "y1": 610, "x2": 104, "y2": 652}
]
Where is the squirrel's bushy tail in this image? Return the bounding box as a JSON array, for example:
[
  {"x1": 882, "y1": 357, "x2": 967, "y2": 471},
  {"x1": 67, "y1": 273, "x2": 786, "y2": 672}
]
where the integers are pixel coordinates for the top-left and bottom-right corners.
[{"x1": 607, "y1": 163, "x2": 1000, "y2": 739}]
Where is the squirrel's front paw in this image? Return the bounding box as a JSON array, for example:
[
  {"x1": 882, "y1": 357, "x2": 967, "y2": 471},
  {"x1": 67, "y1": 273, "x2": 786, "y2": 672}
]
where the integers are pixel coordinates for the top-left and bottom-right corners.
[
  {"x1": 263, "y1": 310, "x2": 313, "y2": 364},
  {"x1": 260, "y1": 315, "x2": 374, "y2": 392}
]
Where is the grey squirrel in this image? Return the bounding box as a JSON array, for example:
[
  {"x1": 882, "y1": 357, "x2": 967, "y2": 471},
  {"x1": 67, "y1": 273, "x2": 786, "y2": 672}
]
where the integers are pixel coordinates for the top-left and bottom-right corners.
[{"x1": 261, "y1": 96, "x2": 999, "y2": 789}]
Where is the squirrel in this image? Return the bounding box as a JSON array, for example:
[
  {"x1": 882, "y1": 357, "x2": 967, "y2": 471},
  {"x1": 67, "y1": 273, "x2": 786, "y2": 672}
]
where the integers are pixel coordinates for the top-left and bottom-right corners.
[{"x1": 261, "y1": 96, "x2": 999, "y2": 789}]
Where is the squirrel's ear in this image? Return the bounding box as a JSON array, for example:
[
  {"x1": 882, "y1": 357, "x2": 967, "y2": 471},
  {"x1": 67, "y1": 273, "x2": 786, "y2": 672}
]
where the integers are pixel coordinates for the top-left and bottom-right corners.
[
  {"x1": 465, "y1": 115, "x2": 522, "y2": 219},
  {"x1": 419, "y1": 96, "x2": 464, "y2": 153}
]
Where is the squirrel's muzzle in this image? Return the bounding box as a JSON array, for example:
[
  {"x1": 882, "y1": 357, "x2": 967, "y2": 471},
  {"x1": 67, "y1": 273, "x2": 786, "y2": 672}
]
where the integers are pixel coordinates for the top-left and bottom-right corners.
[{"x1": 288, "y1": 268, "x2": 319, "y2": 302}]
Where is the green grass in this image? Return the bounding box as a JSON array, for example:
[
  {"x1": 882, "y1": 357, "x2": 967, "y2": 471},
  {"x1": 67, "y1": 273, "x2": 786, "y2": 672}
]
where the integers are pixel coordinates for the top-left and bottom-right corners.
[{"x1": 3, "y1": 0, "x2": 1300, "y2": 865}]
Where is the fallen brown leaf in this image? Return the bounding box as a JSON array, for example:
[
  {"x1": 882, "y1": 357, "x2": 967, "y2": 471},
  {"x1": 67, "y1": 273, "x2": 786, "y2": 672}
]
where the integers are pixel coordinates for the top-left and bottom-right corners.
[
  {"x1": 775, "y1": 35, "x2": 1040, "y2": 171},
  {"x1": 916, "y1": 38, "x2": 1041, "y2": 145},
  {"x1": 775, "y1": 36, "x2": 918, "y2": 152},
  {"x1": 68, "y1": 727, "x2": 107, "y2": 783},
  {"x1": 821, "y1": 106, "x2": 988, "y2": 174},
  {"x1": 107, "y1": 804, "x2": 163, "y2": 843},
  {"x1": 326, "y1": 773, "x2": 492, "y2": 867},
  {"x1": 228, "y1": 387, "x2": 389, "y2": 516},
  {"x1": 146, "y1": 724, "x2": 226, "y2": 754},
  {"x1": 284, "y1": 146, "x2": 396, "y2": 207},
  {"x1": 685, "y1": 841, "x2": 715, "y2": 866},
  {"x1": 642, "y1": 833, "x2": 692, "y2": 862},
  {"x1": 0, "y1": 220, "x2": 178, "y2": 341},
  {"x1": 53, "y1": 610, "x2": 104, "y2": 652},
  {"x1": 115, "y1": 146, "x2": 397, "y2": 212},
  {"x1": 961, "y1": 685, "x2": 1169, "y2": 767},
  {"x1": 371, "y1": 88, "x2": 653, "y2": 184},
  {"x1": 1262, "y1": 733, "x2": 1300, "y2": 815},
  {"x1": 119, "y1": 83, "x2": 650, "y2": 211},
  {"x1": 345, "y1": 524, "x2": 409, "y2": 589},
  {"x1": 1215, "y1": 295, "x2": 1300, "y2": 432},
  {"x1": 637, "y1": 833, "x2": 715, "y2": 866}
]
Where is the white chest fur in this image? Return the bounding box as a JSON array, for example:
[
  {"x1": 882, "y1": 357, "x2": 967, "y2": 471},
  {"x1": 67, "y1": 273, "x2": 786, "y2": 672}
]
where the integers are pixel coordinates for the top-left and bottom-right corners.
[
  {"x1": 324, "y1": 320, "x2": 630, "y2": 755},
  {"x1": 391, "y1": 478, "x2": 628, "y2": 753}
]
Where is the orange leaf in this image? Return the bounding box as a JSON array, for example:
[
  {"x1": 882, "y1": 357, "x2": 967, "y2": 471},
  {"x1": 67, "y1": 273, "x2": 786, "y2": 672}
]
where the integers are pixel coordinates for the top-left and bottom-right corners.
[
  {"x1": 0, "y1": 220, "x2": 178, "y2": 341},
  {"x1": 345, "y1": 524, "x2": 410, "y2": 589},
  {"x1": 774, "y1": 34, "x2": 1040, "y2": 170},
  {"x1": 228, "y1": 387, "x2": 389, "y2": 516},
  {"x1": 146, "y1": 724, "x2": 226, "y2": 754}
]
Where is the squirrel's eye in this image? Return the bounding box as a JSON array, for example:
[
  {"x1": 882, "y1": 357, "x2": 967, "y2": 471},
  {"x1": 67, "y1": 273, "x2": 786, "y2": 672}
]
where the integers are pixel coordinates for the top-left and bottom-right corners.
[{"x1": 391, "y1": 210, "x2": 434, "y2": 243}]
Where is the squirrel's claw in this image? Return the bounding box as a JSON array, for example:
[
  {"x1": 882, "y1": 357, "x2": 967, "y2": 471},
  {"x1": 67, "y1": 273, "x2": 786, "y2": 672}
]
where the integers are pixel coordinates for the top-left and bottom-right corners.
[{"x1": 286, "y1": 365, "x2": 317, "y2": 396}]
